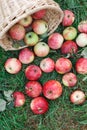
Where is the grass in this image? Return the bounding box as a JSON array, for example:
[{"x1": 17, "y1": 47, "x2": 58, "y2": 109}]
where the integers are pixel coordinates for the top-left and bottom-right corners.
[{"x1": 0, "y1": 0, "x2": 87, "y2": 130}]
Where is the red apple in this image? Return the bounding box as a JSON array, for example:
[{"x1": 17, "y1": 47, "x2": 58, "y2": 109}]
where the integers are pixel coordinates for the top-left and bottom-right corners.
[
  {"x1": 25, "y1": 65, "x2": 42, "y2": 80},
  {"x1": 76, "y1": 33, "x2": 87, "y2": 47},
  {"x1": 32, "y1": 19, "x2": 48, "y2": 35},
  {"x1": 78, "y1": 20, "x2": 87, "y2": 33},
  {"x1": 55, "y1": 58, "x2": 72, "y2": 74},
  {"x1": 70, "y1": 90, "x2": 86, "y2": 105},
  {"x1": 62, "y1": 10, "x2": 75, "y2": 26},
  {"x1": 4, "y1": 58, "x2": 22, "y2": 74},
  {"x1": 25, "y1": 81, "x2": 42, "y2": 98},
  {"x1": 48, "y1": 33, "x2": 64, "y2": 50},
  {"x1": 19, "y1": 15, "x2": 33, "y2": 27},
  {"x1": 34, "y1": 42, "x2": 50, "y2": 57},
  {"x1": 75, "y1": 58, "x2": 87, "y2": 74},
  {"x1": 43, "y1": 80, "x2": 63, "y2": 100},
  {"x1": 63, "y1": 26, "x2": 77, "y2": 40},
  {"x1": 61, "y1": 40, "x2": 78, "y2": 55},
  {"x1": 30, "y1": 97, "x2": 49, "y2": 114},
  {"x1": 62, "y1": 72, "x2": 77, "y2": 87},
  {"x1": 19, "y1": 48, "x2": 34, "y2": 64},
  {"x1": 13, "y1": 91, "x2": 25, "y2": 107},
  {"x1": 40, "y1": 57, "x2": 55, "y2": 73},
  {"x1": 32, "y1": 9, "x2": 46, "y2": 19},
  {"x1": 9, "y1": 24, "x2": 25, "y2": 40}
]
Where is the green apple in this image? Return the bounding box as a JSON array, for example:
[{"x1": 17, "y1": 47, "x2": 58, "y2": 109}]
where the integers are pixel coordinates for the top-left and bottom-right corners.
[
  {"x1": 24, "y1": 32, "x2": 39, "y2": 46},
  {"x1": 63, "y1": 26, "x2": 77, "y2": 40}
]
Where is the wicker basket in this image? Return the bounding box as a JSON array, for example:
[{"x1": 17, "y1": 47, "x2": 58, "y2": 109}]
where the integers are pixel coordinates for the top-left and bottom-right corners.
[{"x1": 0, "y1": 0, "x2": 63, "y2": 51}]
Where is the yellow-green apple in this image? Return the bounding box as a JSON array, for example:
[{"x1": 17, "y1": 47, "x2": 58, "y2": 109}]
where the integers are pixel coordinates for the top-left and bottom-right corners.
[
  {"x1": 25, "y1": 81, "x2": 42, "y2": 98},
  {"x1": 19, "y1": 15, "x2": 33, "y2": 27},
  {"x1": 62, "y1": 72, "x2": 77, "y2": 87},
  {"x1": 78, "y1": 20, "x2": 87, "y2": 33},
  {"x1": 63, "y1": 26, "x2": 77, "y2": 40},
  {"x1": 76, "y1": 33, "x2": 87, "y2": 47},
  {"x1": 19, "y1": 48, "x2": 34, "y2": 64},
  {"x1": 55, "y1": 58, "x2": 72, "y2": 74},
  {"x1": 30, "y1": 97, "x2": 49, "y2": 114},
  {"x1": 24, "y1": 32, "x2": 39, "y2": 46},
  {"x1": 61, "y1": 40, "x2": 78, "y2": 55},
  {"x1": 13, "y1": 91, "x2": 25, "y2": 107},
  {"x1": 9, "y1": 24, "x2": 25, "y2": 40},
  {"x1": 40, "y1": 57, "x2": 55, "y2": 73},
  {"x1": 32, "y1": 19, "x2": 48, "y2": 35},
  {"x1": 43, "y1": 80, "x2": 63, "y2": 100},
  {"x1": 62, "y1": 10, "x2": 75, "y2": 26},
  {"x1": 25, "y1": 65, "x2": 42, "y2": 80},
  {"x1": 70, "y1": 90, "x2": 86, "y2": 105},
  {"x1": 34, "y1": 42, "x2": 50, "y2": 57},
  {"x1": 4, "y1": 58, "x2": 22, "y2": 74},
  {"x1": 48, "y1": 33, "x2": 64, "y2": 50},
  {"x1": 75, "y1": 58, "x2": 87, "y2": 74},
  {"x1": 32, "y1": 9, "x2": 46, "y2": 19}
]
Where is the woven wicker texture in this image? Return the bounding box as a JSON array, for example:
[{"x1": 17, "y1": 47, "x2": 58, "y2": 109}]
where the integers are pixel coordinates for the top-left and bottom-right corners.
[{"x1": 0, "y1": 0, "x2": 63, "y2": 51}]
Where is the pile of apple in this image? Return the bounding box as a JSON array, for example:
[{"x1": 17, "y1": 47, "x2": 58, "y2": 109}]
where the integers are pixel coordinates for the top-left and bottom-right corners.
[{"x1": 4, "y1": 9, "x2": 87, "y2": 114}]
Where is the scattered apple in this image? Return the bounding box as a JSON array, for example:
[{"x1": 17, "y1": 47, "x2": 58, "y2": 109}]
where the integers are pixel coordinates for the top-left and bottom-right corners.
[
  {"x1": 9, "y1": 24, "x2": 25, "y2": 40},
  {"x1": 76, "y1": 33, "x2": 87, "y2": 47},
  {"x1": 24, "y1": 32, "x2": 39, "y2": 46},
  {"x1": 70, "y1": 90, "x2": 86, "y2": 105},
  {"x1": 55, "y1": 58, "x2": 72, "y2": 74},
  {"x1": 43, "y1": 80, "x2": 63, "y2": 100},
  {"x1": 30, "y1": 97, "x2": 49, "y2": 114},
  {"x1": 40, "y1": 57, "x2": 55, "y2": 73},
  {"x1": 25, "y1": 65, "x2": 42, "y2": 80},
  {"x1": 19, "y1": 48, "x2": 34, "y2": 64},
  {"x1": 34, "y1": 42, "x2": 50, "y2": 57},
  {"x1": 32, "y1": 9, "x2": 46, "y2": 19},
  {"x1": 61, "y1": 40, "x2": 78, "y2": 55},
  {"x1": 4, "y1": 58, "x2": 22, "y2": 74},
  {"x1": 25, "y1": 81, "x2": 42, "y2": 98},
  {"x1": 78, "y1": 20, "x2": 87, "y2": 33},
  {"x1": 62, "y1": 72, "x2": 77, "y2": 87},
  {"x1": 48, "y1": 33, "x2": 64, "y2": 49},
  {"x1": 63, "y1": 26, "x2": 77, "y2": 40},
  {"x1": 13, "y1": 91, "x2": 25, "y2": 107},
  {"x1": 19, "y1": 15, "x2": 33, "y2": 27},
  {"x1": 62, "y1": 10, "x2": 75, "y2": 26},
  {"x1": 75, "y1": 58, "x2": 87, "y2": 74},
  {"x1": 32, "y1": 19, "x2": 48, "y2": 35}
]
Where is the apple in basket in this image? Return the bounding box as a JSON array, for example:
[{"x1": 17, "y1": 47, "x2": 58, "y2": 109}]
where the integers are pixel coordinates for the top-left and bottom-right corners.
[
  {"x1": 24, "y1": 32, "x2": 39, "y2": 46},
  {"x1": 19, "y1": 15, "x2": 33, "y2": 27},
  {"x1": 43, "y1": 80, "x2": 63, "y2": 100},
  {"x1": 30, "y1": 97, "x2": 49, "y2": 114},
  {"x1": 19, "y1": 48, "x2": 35, "y2": 64},
  {"x1": 13, "y1": 91, "x2": 25, "y2": 107},
  {"x1": 48, "y1": 33, "x2": 64, "y2": 50},
  {"x1": 4, "y1": 58, "x2": 22, "y2": 74},
  {"x1": 61, "y1": 40, "x2": 78, "y2": 55},
  {"x1": 25, "y1": 81, "x2": 42, "y2": 98},
  {"x1": 34, "y1": 42, "x2": 50, "y2": 57},
  {"x1": 55, "y1": 57, "x2": 72, "y2": 74},
  {"x1": 32, "y1": 19, "x2": 48, "y2": 35},
  {"x1": 40, "y1": 57, "x2": 55, "y2": 73},
  {"x1": 62, "y1": 10, "x2": 75, "y2": 26},
  {"x1": 62, "y1": 72, "x2": 77, "y2": 87},
  {"x1": 63, "y1": 26, "x2": 77, "y2": 40},
  {"x1": 70, "y1": 90, "x2": 86, "y2": 105},
  {"x1": 32, "y1": 9, "x2": 46, "y2": 19},
  {"x1": 75, "y1": 58, "x2": 87, "y2": 74},
  {"x1": 9, "y1": 24, "x2": 25, "y2": 40},
  {"x1": 25, "y1": 65, "x2": 42, "y2": 80}
]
